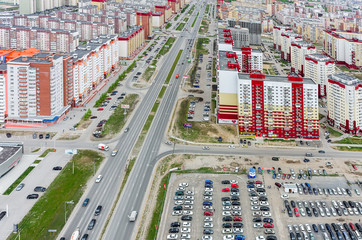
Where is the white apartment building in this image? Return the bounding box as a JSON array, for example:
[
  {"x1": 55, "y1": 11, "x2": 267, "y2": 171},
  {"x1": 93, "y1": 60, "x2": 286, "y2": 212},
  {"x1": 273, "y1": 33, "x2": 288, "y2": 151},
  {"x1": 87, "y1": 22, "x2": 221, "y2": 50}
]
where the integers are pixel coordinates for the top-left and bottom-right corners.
[
  {"x1": 273, "y1": 25, "x2": 292, "y2": 51},
  {"x1": 327, "y1": 73, "x2": 362, "y2": 135},
  {"x1": 280, "y1": 31, "x2": 302, "y2": 61},
  {"x1": 290, "y1": 40, "x2": 316, "y2": 77},
  {"x1": 305, "y1": 53, "x2": 335, "y2": 98}
]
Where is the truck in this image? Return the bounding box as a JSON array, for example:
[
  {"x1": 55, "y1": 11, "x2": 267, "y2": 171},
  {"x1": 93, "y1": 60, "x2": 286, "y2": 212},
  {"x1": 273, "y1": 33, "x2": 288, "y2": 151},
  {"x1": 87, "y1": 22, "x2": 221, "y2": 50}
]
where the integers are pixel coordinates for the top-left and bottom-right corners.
[
  {"x1": 71, "y1": 228, "x2": 80, "y2": 240},
  {"x1": 128, "y1": 211, "x2": 138, "y2": 222},
  {"x1": 98, "y1": 143, "x2": 109, "y2": 151}
]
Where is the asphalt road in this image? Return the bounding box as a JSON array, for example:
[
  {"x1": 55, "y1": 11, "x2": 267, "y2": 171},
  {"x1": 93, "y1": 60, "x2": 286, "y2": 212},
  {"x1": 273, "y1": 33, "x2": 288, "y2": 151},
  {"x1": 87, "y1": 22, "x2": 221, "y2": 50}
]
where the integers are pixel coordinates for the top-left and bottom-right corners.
[{"x1": 103, "y1": 3, "x2": 207, "y2": 240}]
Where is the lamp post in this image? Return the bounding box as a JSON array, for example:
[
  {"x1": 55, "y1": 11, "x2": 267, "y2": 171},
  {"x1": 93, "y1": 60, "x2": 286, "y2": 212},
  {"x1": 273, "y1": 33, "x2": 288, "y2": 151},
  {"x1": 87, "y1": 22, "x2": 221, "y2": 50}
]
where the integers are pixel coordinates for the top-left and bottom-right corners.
[{"x1": 64, "y1": 200, "x2": 74, "y2": 224}]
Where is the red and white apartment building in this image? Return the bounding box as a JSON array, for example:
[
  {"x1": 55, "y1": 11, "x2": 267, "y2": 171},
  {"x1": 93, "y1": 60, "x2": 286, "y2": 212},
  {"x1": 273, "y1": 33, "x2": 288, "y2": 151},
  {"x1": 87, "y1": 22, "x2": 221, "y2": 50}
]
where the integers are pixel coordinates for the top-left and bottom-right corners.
[
  {"x1": 273, "y1": 25, "x2": 293, "y2": 51},
  {"x1": 327, "y1": 73, "x2": 362, "y2": 135},
  {"x1": 290, "y1": 40, "x2": 316, "y2": 76},
  {"x1": 280, "y1": 32, "x2": 302, "y2": 61},
  {"x1": 305, "y1": 53, "x2": 335, "y2": 98}
]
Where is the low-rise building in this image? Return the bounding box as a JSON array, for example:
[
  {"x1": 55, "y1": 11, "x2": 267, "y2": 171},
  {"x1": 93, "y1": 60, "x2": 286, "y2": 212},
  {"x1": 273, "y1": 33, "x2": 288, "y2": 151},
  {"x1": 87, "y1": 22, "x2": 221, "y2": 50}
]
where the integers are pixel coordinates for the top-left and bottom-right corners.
[{"x1": 327, "y1": 73, "x2": 362, "y2": 135}]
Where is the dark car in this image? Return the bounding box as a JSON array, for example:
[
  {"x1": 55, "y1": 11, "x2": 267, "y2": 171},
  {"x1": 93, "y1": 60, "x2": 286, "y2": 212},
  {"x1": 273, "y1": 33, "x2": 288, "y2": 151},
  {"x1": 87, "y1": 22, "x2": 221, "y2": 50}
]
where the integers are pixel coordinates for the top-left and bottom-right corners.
[
  {"x1": 223, "y1": 216, "x2": 233, "y2": 221},
  {"x1": 312, "y1": 224, "x2": 318, "y2": 232},
  {"x1": 173, "y1": 206, "x2": 182, "y2": 211},
  {"x1": 45, "y1": 133, "x2": 50, "y2": 139},
  {"x1": 94, "y1": 205, "x2": 102, "y2": 216},
  {"x1": 233, "y1": 223, "x2": 243, "y2": 228},
  {"x1": 325, "y1": 223, "x2": 332, "y2": 232},
  {"x1": 232, "y1": 201, "x2": 240, "y2": 206},
  {"x1": 6, "y1": 133, "x2": 11, "y2": 138},
  {"x1": 263, "y1": 218, "x2": 273, "y2": 223},
  {"x1": 32, "y1": 133, "x2": 37, "y2": 139},
  {"x1": 82, "y1": 198, "x2": 90, "y2": 207},
  {"x1": 260, "y1": 206, "x2": 270, "y2": 211},
  {"x1": 249, "y1": 191, "x2": 257, "y2": 197},
  {"x1": 231, "y1": 188, "x2": 239, "y2": 192},
  {"x1": 332, "y1": 223, "x2": 339, "y2": 232},
  {"x1": 81, "y1": 234, "x2": 88, "y2": 240},
  {"x1": 336, "y1": 232, "x2": 343, "y2": 240},
  {"x1": 355, "y1": 223, "x2": 362, "y2": 232},
  {"x1": 203, "y1": 201, "x2": 213, "y2": 206},
  {"x1": 335, "y1": 207, "x2": 342, "y2": 216},
  {"x1": 343, "y1": 201, "x2": 349, "y2": 208},
  {"x1": 53, "y1": 166, "x2": 62, "y2": 170},
  {"x1": 257, "y1": 188, "x2": 265, "y2": 192},
  {"x1": 223, "y1": 223, "x2": 232, "y2": 228},
  {"x1": 247, "y1": 184, "x2": 255, "y2": 188},
  {"x1": 305, "y1": 207, "x2": 312, "y2": 216},
  {"x1": 181, "y1": 216, "x2": 192, "y2": 221},
  {"x1": 175, "y1": 191, "x2": 184, "y2": 196},
  {"x1": 266, "y1": 236, "x2": 277, "y2": 240},
  {"x1": 290, "y1": 232, "x2": 296, "y2": 240},
  {"x1": 88, "y1": 219, "x2": 96, "y2": 230},
  {"x1": 296, "y1": 232, "x2": 302, "y2": 240},
  {"x1": 222, "y1": 197, "x2": 231, "y2": 201},
  {"x1": 259, "y1": 196, "x2": 268, "y2": 201},
  {"x1": 39, "y1": 134, "x2": 43, "y2": 139},
  {"x1": 286, "y1": 206, "x2": 293, "y2": 217},
  {"x1": 231, "y1": 196, "x2": 240, "y2": 201},
  {"x1": 26, "y1": 194, "x2": 39, "y2": 199},
  {"x1": 346, "y1": 189, "x2": 352, "y2": 196},
  {"x1": 203, "y1": 229, "x2": 214, "y2": 234},
  {"x1": 205, "y1": 183, "x2": 213, "y2": 188},
  {"x1": 272, "y1": 157, "x2": 279, "y2": 161},
  {"x1": 312, "y1": 208, "x2": 319, "y2": 217},
  {"x1": 171, "y1": 222, "x2": 180, "y2": 227},
  {"x1": 284, "y1": 200, "x2": 290, "y2": 208},
  {"x1": 169, "y1": 228, "x2": 179, "y2": 233},
  {"x1": 290, "y1": 201, "x2": 296, "y2": 208},
  {"x1": 222, "y1": 180, "x2": 230, "y2": 184},
  {"x1": 34, "y1": 186, "x2": 46, "y2": 192},
  {"x1": 275, "y1": 182, "x2": 281, "y2": 188},
  {"x1": 253, "y1": 217, "x2": 262, "y2": 222},
  {"x1": 0, "y1": 211, "x2": 6, "y2": 221}
]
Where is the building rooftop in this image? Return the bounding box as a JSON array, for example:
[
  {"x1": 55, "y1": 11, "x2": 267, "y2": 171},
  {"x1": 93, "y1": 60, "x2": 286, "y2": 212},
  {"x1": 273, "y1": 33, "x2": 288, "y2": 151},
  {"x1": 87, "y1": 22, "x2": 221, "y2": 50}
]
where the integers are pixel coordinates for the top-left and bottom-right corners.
[
  {"x1": 219, "y1": 50, "x2": 238, "y2": 71},
  {"x1": 306, "y1": 53, "x2": 333, "y2": 62},
  {"x1": 238, "y1": 71, "x2": 315, "y2": 85},
  {"x1": 329, "y1": 73, "x2": 360, "y2": 86},
  {"x1": 291, "y1": 40, "x2": 314, "y2": 47},
  {"x1": 0, "y1": 146, "x2": 21, "y2": 165},
  {"x1": 10, "y1": 56, "x2": 52, "y2": 64}
]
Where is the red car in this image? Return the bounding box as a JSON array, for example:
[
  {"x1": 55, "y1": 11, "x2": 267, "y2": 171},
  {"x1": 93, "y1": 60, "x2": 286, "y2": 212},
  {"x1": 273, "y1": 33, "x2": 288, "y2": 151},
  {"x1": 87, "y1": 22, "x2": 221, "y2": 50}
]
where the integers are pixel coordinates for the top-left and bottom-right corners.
[
  {"x1": 231, "y1": 184, "x2": 239, "y2": 188},
  {"x1": 255, "y1": 180, "x2": 262, "y2": 184},
  {"x1": 282, "y1": 174, "x2": 286, "y2": 180},
  {"x1": 294, "y1": 208, "x2": 300, "y2": 217},
  {"x1": 264, "y1": 223, "x2": 274, "y2": 228},
  {"x1": 349, "y1": 223, "x2": 356, "y2": 231},
  {"x1": 233, "y1": 216, "x2": 242, "y2": 221},
  {"x1": 275, "y1": 182, "x2": 281, "y2": 188},
  {"x1": 222, "y1": 188, "x2": 230, "y2": 192},
  {"x1": 286, "y1": 174, "x2": 291, "y2": 179},
  {"x1": 352, "y1": 164, "x2": 357, "y2": 170},
  {"x1": 97, "y1": 108, "x2": 104, "y2": 111},
  {"x1": 107, "y1": 97, "x2": 112, "y2": 100},
  {"x1": 204, "y1": 211, "x2": 213, "y2": 216}
]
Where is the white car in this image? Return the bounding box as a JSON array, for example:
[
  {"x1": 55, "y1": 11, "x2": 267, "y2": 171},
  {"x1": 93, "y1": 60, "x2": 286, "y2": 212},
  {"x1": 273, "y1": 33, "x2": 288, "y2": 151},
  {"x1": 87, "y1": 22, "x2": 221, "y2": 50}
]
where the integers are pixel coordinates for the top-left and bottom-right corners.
[
  {"x1": 265, "y1": 229, "x2": 275, "y2": 234},
  {"x1": 262, "y1": 211, "x2": 272, "y2": 217},
  {"x1": 202, "y1": 236, "x2": 213, "y2": 240},
  {"x1": 306, "y1": 224, "x2": 312, "y2": 233},
  {"x1": 172, "y1": 211, "x2": 182, "y2": 216},
  {"x1": 258, "y1": 192, "x2": 267, "y2": 196},
  {"x1": 223, "y1": 211, "x2": 231, "y2": 216},
  {"x1": 232, "y1": 206, "x2": 241, "y2": 210},
  {"x1": 228, "y1": 145, "x2": 235, "y2": 149},
  {"x1": 287, "y1": 225, "x2": 293, "y2": 233},
  {"x1": 325, "y1": 208, "x2": 331, "y2": 217},
  {"x1": 181, "y1": 233, "x2": 191, "y2": 239},
  {"x1": 254, "y1": 223, "x2": 263, "y2": 228},
  {"x1": 232, "y1": 211, "x2": 241, "y2": 216},
  {"x1": 230, "y1": 192, "x2": 240, "y2": 196},
  {"x1": 256, "y1": 236, "x2": 266, "y2": 240},
  {"x1": 205, "y1": 188, "x2": 213, "y2": 192},
  {"x1": 95, "y1": 175, "x2": 103, "y2": 183},
  {"x1": 204, "y1": 217, "x2": 213, "y2": 222},
  {"x1": 177, "y1": 187, "x2": 185, "y2": 191},
  {"x1": 250, "y1": 197, "x2": 258, "y2": 201},
  {"x1": 281, "y1": 194, "x2": 289, "y2": 199},
  {"x1": 233, "y1": 228, "x2": 243, "y2": 233},
  {"x1": 178, "y1": 182, "x2": 188, "y2": 187},
  {"x1": 202, "y1": 146, "x2": 210, "y2": 150},
  {"x1": 183, "y1": 222, "x2": 191, "y2": 227},
  {"x1": 203, "y1": 206, "x2": 212, "y2": 210},
  {"x1": 183, "y1": 210, "x2": 193, "y2": 215},
  {"x1": 204, "y1": 196, "x2": 213, "y2": 201},
  {"x1": 184, "y1": 205, "x2": 193, "y2": 210},
  {"x1": 253, "y1": 211, "x2": 261, "y2": 216},
  {"x1": 300, "y1": 208, "x2": 306, "y2": 217},
  {"x1": 223, "y1": 235, "x2": 233, "y2": 240},
  {"x1": 330, "y1": 207, "x2": 337, "y2": 216},
  {"x1": 299, "y1": 224, "x2": 305, "y2": 232},
  {"x1": 223, "y1": 228, "x2": 232, "y2": 233},
  {"x1": 174, "y1": 200, "x2": 183, "y2": 205},
  {"x1": 181, "y1": 228, "x2": 190, "y2": 233},
  {"x1": 251, "y1": 206, "x2": 260, "y2": 211},
  {"x1": 251, "y1": 201, "x2": 259, "y2": 206},
  {"x1": 355, "y1": 189, "x2": 361, "y2": 196},
  {"x1": 184, "y1": 200, "x2": 194, "y2": 205},
  {"x1": 260, "y1": 201, "x2": 269, "y2": 206},
  {"x1": 186, "y1": 191, "x2": 194, "y2": 195},
  {"x1": 223, "y1": 206, "x2": 231, "y2": 210},
  {"x1": 185, "y1": 196, "x2": 194, "y2": 200},
  {"x1": 230, "y1": 180, "x2": 238, "y2": 184},
  {"x1": 167, "y1": 234, "x2": 178, "y2": 240},
  {"x1": 204, "y1": 222, "x2": 213, "y2": 228}
]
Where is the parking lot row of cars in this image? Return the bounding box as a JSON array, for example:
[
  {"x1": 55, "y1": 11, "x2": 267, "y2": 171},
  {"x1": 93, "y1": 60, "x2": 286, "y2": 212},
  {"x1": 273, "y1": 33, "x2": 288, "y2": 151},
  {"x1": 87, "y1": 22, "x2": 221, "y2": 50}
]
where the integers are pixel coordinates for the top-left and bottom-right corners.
[
  {"x1": 247, "y1": 179, "x2": 278, "y2": 240},
  {"x1": 288, "y1": 222, "x2": 362, "y2": 240},
  {"x1": 270, "y1": 167, "x2": 328, "y2": 181},
  {"x1": 284, "y1": 199, "x2": 362, "y2": 218}
]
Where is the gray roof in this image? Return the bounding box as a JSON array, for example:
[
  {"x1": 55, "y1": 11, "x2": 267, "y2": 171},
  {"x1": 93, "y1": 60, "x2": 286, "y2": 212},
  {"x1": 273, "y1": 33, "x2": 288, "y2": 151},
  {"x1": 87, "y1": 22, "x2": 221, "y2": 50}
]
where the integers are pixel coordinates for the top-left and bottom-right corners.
[
  {"x1": 306, "y1": 53, "x2": 333, "y2": 62},
  {"x1": 0, "y1": 146, "x2": 21, "y2": 165},
  {"x1": 328, "y1": 73, "x2": 360, "y2": 86},
  {"x1": 219, "y1": 50, "x2": 238, "y2": 71}
]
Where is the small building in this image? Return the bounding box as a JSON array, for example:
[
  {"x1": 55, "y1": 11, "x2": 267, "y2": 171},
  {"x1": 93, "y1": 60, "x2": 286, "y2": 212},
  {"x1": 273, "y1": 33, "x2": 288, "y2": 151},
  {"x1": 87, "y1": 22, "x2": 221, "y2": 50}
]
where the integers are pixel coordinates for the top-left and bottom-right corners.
[
  {"x1": 284, "y1": 183, "x2": 298, "y2": 193},
  {"x1": 0, "y1": 143, "x2": 23, "y2": 178}
]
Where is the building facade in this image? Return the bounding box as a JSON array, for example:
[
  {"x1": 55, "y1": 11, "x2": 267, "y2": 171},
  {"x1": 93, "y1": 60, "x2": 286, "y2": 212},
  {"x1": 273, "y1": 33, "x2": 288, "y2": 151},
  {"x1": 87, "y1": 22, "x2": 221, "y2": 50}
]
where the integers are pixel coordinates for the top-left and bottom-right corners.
[
  {"x1": 305, "y1": 53, "x2": 335, "y2": 98},
  {"x1": 327, "y1": 73, "x2": 362, "y2": 135},
  {"x1": 290, "y1": 40, "x2": 316, "y2": 77},
  {"x1": 280, "y1": 32, "x2": 302, "y2": 61},
  {"x1": 273, "y1": 25, "x2": 292, "y2": 51}
]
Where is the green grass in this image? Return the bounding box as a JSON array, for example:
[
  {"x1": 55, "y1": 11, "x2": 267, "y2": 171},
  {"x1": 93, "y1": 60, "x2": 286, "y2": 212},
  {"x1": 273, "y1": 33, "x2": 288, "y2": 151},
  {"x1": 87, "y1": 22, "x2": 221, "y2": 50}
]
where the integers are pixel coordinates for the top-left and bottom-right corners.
[
  {"x1": 39, "y1": 148, "x2": 56, "y2": 158},
  {"x1": 102, "y1": 94, "x2": 139, "y2": 136},
  {"x1": 74, "y1": 109, "x2": 92, "y2": 128},
  {"x1": 32, "y1": 148, "x2": 41, "y2": 153},
  {"x1": 176, "y1": 22, "x2": 185, "y2": 31},
  {"x1": 33, "y1": 160, "x2": 41, "y2": 164},
  {"x1": 191, "y1": 12, "x2": 199, "y2": 27},
  {"x1": 165, "y1": 23, "x2": 172, "y2": 29},
  {"x1": 165, "y1": 50, "x2": 183, "y2": 84},
  {"x1": 94, "y1": 93, "x2": 108, "y2": 108},
  {"x1": 157, "y1": 38, "x2": 175, "y2": 57},
  {"x1": 7, "y1": 150, "x2": 104, "y2": 240},
  {"x1": 181, "y1": 4, "x2": 189, "y2": 13},
  {"x1": 334, "y1": 137, "x2": 362, "y2": 145},
  {"x1": 119, "y1": 158, "x2": 136, "y2": 193},
  {"x1": 143, "y1": 65, "x2": 156, "y2": 81},
  {"x1": 158, "y1": 86, "x2": 167, "y2": 99},
  {"x1": 188, "y1": 5, "x2": 195, "y2": 14},
  {"x1": 183, "y1": 17, "x2": 189, "y2": 22},
  {"x1": 205, "y1": 4, "x2": 210, "y2": 13},
  {"x1": 174, "y1": 15, "x2": 179, "y2": 21},
  {"x1": 335, "y1": 146, "x2": 362, "y2": 151},
  {"x1": 3, "y1": 166, "x2": 35, "y2": 195},
  {"x1": 264, "y1": 139, "x2": 295, "y2": 142},
  {"x1": 326, "y1": 126, "x2": 343, "y2": 137}
]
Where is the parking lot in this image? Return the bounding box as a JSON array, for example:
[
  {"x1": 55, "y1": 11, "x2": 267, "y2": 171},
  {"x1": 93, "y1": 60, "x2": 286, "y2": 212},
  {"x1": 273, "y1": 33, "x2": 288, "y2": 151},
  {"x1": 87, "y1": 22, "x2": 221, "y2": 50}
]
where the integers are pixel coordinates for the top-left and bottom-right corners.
[{"x1": 157, "y1": 159, "x2": 362, "y2": 240}]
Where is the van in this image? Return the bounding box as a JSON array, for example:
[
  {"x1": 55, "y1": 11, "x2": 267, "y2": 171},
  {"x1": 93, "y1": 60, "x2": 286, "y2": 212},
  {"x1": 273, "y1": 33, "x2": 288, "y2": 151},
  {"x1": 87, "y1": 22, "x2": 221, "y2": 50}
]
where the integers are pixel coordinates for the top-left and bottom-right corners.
[
  {"x1": 128, "y1": 211, "x2": 138, "y2": 222},
  {"x1": 95, "y1": 175, "x2": 103, "y2": 183}
]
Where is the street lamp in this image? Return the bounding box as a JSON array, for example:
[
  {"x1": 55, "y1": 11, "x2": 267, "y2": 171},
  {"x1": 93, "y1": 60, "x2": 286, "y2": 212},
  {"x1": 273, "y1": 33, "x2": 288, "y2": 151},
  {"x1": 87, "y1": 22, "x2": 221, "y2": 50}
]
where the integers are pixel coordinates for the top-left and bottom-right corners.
[{"x1": 64, "y1": 200, "x2": 74, "y2": 223}]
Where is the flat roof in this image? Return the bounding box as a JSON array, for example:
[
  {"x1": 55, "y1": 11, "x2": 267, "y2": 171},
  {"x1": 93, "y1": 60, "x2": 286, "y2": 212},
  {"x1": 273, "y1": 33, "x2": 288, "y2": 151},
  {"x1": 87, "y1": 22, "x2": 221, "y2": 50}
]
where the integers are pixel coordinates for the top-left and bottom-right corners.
[
  {"x1": 0, "y1": 146, "x2": 21, "y2": 165},
  {"x1": 306, "y1": 53, "x2": 333, "y2": 62},
  {"x1": 329, "y1": 73, "x2": 360, "y2": 86},
  {"x1": 219, "y1": 50, "x2": 238, "y2": 71},
  {"x1": 238, "y1": 72, "x2": 316, "y2": 85}
]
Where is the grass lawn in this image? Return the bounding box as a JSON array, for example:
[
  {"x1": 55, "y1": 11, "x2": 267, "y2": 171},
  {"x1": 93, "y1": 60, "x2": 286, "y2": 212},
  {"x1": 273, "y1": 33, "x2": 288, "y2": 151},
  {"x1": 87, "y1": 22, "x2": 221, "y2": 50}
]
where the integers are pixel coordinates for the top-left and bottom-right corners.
[
  {"x1": 74, "y1": 109, "x2": 92, "y2": 128},
  {"x1": 3, "y1": 166, "x2": 35, "y2": 195},
  {"x1": 7, "y1": 150, "x2": 104, "y2": 240},
  {"x1": 157, "y1": 38, "x2": 175, "y2": 57},
  {"x1": 334, "y1": 137, "x2": 362, "y2": 145},
  {"x1": 191, "y1": 12, "x2": 199, "y2": 27},
  {"x1": 165, "y1": 23, "x2": 172, "y2": 29},
  {"x1": 165, "y1": 50, "x2": 183, "y2": 84},
  {"x1": 102, "y1": 94, "x2": 139, "y2": 136},
  {"x1": 39, "y1": 148, "x2": 56, "y2": 158},
  {"x1": 326, "y1": 126, "x2": 343, "y2": 137},
  {"x1": 334, "y1": 146, "x2": 362, "y2": 151},
  {"x1": 176, "y1": 22, "x2": 185, "y2": 31},
  {"x1": 143, "y1": 65, "x2": 156, "y2": 81}
]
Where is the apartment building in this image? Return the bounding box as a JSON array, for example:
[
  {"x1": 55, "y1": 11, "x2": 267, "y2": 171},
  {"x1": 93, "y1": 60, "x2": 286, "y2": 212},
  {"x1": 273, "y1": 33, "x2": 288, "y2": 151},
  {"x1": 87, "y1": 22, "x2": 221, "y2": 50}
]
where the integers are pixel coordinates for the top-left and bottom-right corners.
[
  {"x1": 290, "y1": 40, "x2": 316, "y2": 77},
  {"x1": 0, "y1": 25, "x2": 79, "y2": 53},
  {"x1": 323, "y1": 30, "x2": 362, "y2": 70},
  {"x1": 273, "y1": 25, "x2": 292, "y2": 51},
  {"x1": 218, "y1": 51, "x2": 319, "y2": 139},
  {"x1": 136, "y1": 11, "x2": 153, "y2": 39},
  {"x1": 305, "y1": 53, "x2": 335, "y2": 98},
  {"x1": 280, "y1": 32, "x2": 302, "y2": 61},
  {"x1": 327, "y1": 73, "x2": 362, "y2": 135},
  {"x1": 155, "y1": 5, "x2": 172, "y2": 24},
  {"x1": 118, "y1": 26, "x2": 145, "y2": 58}
]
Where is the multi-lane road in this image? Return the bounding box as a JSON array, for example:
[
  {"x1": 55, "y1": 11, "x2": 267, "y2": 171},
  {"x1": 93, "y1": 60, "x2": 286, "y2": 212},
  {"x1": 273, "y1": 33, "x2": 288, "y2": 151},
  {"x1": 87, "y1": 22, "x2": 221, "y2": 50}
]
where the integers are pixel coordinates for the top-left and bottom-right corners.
[{"x1": 60, "y1": 2, "x2": 207, "y2": 240}]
